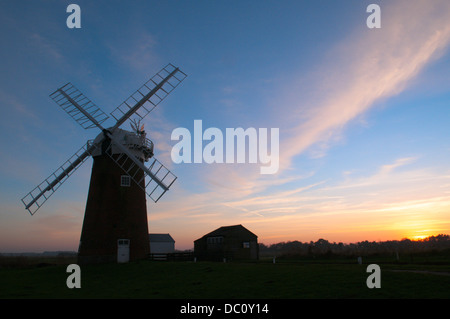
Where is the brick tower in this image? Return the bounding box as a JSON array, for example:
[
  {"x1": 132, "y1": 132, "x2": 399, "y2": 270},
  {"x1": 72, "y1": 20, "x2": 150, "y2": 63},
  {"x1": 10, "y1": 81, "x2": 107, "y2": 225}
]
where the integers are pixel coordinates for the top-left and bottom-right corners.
[{"x1": 78, "y1": 128, "x2": 153, "y2": 264}]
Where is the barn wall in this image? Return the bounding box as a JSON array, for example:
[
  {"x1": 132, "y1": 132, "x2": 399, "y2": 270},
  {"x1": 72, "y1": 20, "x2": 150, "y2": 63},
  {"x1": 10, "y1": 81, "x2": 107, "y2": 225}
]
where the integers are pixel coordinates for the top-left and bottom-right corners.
[
  {"x1": 150, "y1": 242, "x2": 175, "y2": 254},
  {"x1": 194, "y1": 225, "x2": 258, "y2": 261}
]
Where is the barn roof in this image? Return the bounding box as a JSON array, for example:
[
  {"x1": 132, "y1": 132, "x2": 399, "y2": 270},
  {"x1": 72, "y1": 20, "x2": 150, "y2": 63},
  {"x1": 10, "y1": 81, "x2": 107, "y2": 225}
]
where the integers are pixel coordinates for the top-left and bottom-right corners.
[
  {"x1": 194, "y1": 224, "x2": 257, "y2": 242},
  {"x1": 149, "y1": 233, "x2": 175, "y2": 243}
]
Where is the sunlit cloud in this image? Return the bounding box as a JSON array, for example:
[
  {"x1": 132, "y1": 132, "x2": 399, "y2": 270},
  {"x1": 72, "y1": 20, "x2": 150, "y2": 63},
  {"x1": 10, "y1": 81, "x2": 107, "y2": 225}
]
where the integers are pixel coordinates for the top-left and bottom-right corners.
[
  {"x1": 278, "y1": 0, "x2": 450, "y2": 172},
  {"x1": 188, "y1": 157, "x2": 450, "y2": 245},
  {"x1": 188, "y1": 0, "x2": 450, "y2": 203},
  {"x1": 111, "y1": 0, "x2": 450, "y2": 248}
]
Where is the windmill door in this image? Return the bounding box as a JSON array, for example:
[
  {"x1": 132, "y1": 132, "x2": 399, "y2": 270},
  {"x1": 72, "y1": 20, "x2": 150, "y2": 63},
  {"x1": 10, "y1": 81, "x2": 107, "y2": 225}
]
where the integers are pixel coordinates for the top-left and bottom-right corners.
[{"x1": 117, "y1": 239, "x2": 130, "y2": 263}]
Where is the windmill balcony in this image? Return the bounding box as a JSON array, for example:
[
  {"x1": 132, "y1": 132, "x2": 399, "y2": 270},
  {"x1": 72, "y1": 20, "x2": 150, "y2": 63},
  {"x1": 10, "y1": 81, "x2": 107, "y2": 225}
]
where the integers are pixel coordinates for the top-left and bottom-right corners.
[
  {"x1": 126, "y1": 137, "x2": 154, "y2": 161},
  {"x1": 87, "y1": 130, "x2": 154, "y2": 161}
]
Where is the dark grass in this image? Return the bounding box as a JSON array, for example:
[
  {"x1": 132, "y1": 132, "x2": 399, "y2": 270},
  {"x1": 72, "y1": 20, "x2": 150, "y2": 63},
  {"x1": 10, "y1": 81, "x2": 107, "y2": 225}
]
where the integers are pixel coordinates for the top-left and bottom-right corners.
[{"x1": 1, "y1": 257, "x2": 449, "y2": 299}]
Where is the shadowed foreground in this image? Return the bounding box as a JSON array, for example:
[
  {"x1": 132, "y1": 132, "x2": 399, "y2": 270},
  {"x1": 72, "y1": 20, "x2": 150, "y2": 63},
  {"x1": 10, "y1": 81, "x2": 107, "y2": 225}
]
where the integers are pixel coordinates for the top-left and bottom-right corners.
[{"x1": 1, "y1": 258, "x2": 449, "y2": 299}]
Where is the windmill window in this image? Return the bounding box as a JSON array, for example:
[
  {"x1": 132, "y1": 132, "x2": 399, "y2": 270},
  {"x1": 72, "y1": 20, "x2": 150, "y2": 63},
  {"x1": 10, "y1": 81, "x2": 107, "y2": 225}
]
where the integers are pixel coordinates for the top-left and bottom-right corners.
[
  {"x1": 121, "y1": 175, "x2": 131, "y2": 187},
  {"x1": 243, "y1": 242, "x2": 250, "y2": 248}
]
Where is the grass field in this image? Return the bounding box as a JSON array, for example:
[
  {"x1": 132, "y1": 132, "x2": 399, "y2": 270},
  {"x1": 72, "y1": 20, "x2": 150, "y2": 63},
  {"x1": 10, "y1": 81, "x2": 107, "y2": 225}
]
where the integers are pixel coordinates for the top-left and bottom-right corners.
[{"x1": 1, "y1": 256, "x2": 449, "y2": 299}]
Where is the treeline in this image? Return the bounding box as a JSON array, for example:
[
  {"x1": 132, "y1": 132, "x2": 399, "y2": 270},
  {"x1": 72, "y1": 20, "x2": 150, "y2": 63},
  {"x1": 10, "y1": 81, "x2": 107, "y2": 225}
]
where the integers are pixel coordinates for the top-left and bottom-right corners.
[{"x1": 259, "y1": 234, "x2": 450, "y2": 258}]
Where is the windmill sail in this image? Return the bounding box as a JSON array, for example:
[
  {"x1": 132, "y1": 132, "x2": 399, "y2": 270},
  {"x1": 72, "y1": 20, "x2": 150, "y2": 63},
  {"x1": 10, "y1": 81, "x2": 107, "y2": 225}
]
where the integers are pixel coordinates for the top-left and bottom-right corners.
[
  {"x1": 143, "y1": 157, "x2": 177, "y2": 202},
  {"x1": 21, "y1": 142, "x2": 94, "y2": 215},
  {"x1": 111, "y1": 63, "x2": 187, "y2": 129},
  {"x1": 22, "y1": 63, "x2": 185, "y2": 216},
  {"x1": 50, "y1": 83, "x2": 109, "y2": 130},
  {"x1": 90, "y1": 140, "x2": 177, "y2": 202}
]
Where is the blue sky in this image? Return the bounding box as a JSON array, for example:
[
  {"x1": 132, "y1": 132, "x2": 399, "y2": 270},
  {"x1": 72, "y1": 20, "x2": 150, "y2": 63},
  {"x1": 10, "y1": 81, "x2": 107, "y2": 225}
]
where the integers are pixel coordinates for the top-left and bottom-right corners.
[{"x1": 1, "y1": 0, "x2": 449, "y2": 251}]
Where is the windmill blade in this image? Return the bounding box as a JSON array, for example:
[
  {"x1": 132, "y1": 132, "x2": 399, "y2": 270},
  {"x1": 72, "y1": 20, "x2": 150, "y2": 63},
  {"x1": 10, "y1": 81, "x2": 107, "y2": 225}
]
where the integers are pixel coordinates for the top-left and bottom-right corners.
[
  {"x1": 143, "y1": 156, "x2": 177, "y2": 202},
  {"x1": 111, "y1": 64, "x2": 187, "y2": 130},
  {"x1": 110, "y1": 150, "x2": 176, "y2": 202},
  {"x1": 21, "y1": 142, "x2": 96, "y2": 215},
  {"x1": 50, "y1": 83, "x2": 109, "y2": 130},
  {"x1": 94, "y1": 136, "x2": 177, "y2": 202}
]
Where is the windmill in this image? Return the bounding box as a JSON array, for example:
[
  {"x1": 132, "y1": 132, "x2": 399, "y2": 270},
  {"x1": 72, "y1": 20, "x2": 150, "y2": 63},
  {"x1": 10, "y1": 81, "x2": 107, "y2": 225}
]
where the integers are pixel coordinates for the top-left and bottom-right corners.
[{"x1": 21, "y1": 64, "x2": 187, "y2": 264}]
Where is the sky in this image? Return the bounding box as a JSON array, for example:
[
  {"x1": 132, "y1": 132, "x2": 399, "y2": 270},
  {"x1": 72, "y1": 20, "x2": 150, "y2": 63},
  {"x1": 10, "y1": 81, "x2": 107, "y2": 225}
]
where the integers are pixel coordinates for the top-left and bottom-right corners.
[{"x1": 0, "y1": 0, "x2": 450, "y2": 252}]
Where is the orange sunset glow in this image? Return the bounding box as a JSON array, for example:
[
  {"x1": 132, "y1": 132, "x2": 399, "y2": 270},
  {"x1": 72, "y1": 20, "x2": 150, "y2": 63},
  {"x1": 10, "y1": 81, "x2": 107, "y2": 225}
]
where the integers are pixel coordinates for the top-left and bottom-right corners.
[{"x1": 0, "y1": 0, "x2": 449, "y2": 253}]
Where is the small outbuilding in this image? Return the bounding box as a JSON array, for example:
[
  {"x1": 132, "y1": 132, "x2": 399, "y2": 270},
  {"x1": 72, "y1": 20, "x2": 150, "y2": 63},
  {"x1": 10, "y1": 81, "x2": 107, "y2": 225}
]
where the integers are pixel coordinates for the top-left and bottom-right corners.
[
  {"x1": 149, "y1": 233, "x2": 175, "y2": 254},
  {"x1": 194, "y1": 224, "x2": 258, "y2": 261}
]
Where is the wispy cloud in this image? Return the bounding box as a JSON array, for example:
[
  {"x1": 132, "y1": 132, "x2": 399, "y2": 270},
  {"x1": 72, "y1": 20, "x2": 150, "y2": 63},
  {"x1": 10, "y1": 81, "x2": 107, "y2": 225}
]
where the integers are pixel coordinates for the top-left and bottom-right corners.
[
  {"x1": 378, "y1": 157, "x2": 417, "y2": 176},
  {"x1": 108, "y1": 31, "x2": 160, "y2": 73},
  {"x1": 230, "y1": 158, "x2": 450, "y2": 243},
  {"x1": 278, "y1": 0, "x2": 450, "y2": 171},
  {"x1": 186, "y1": 0, "x2": 450, "y2": 214},
  {"x1": 0, "y1": 90, "x2": 38, "y2": 121},
  {"x1": 29, "y1": 33, "x2": 63, "y2": 61},
  {"x1": 158, "y1": 1, "x2": 450, "y2": 241}
]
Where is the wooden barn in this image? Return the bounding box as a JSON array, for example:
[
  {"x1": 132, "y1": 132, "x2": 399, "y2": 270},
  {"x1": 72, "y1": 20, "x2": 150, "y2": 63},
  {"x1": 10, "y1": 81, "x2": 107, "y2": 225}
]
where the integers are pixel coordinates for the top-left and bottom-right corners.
[{"x1": 194, "y1": 225, "x2": 258, "y2": 261}]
